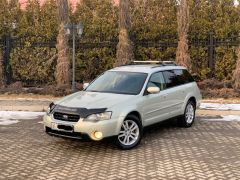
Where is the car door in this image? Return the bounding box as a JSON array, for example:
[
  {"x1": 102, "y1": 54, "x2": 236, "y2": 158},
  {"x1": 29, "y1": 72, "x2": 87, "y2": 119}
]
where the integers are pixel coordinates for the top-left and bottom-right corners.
[
  {"x1": 162, "y1": 70, "x2": 185, "y2": 117},
  {"x1": 173, "y1": 69, "x2": 188, "y2": 101},
  {"x1": 140, "y1": 72, "x2": 171, "y2": 126}
]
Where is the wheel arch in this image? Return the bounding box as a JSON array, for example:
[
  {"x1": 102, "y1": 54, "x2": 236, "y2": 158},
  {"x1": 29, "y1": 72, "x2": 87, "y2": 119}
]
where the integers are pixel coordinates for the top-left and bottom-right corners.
[
  {"x1": 126, "y1": 111, "x2": 142, "y2": 125},
  {"x1": 188, "y1": 96, "x2": 197, "y2": 108},
  {"x1": 116, "y1": 110, "x2": 143, "y2": 135},
  {"x1": 115, "y1": 111, "x2": 143, "y2": 149},
  {"x1": 182, "y1": 95, "x2": 197, "y2": 114}
]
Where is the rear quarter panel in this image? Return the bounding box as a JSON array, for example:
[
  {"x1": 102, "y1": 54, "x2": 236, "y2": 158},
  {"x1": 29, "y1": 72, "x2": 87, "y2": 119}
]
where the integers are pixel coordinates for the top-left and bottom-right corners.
[{"x1": 181, "y1": 82, "x2": 202, "y2": 114}]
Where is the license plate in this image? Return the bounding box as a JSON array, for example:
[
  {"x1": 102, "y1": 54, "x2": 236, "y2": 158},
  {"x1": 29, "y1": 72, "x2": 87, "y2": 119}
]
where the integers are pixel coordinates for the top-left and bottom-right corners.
[{"x1": 51, "y1": 122, "x2": 58, "y2": 130}]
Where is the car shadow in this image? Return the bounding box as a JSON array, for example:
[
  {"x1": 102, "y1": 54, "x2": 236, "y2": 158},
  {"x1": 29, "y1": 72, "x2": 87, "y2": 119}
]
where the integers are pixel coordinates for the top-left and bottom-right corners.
[{"x1": 143, "y1": 118, "x2": 177, "y2": 131}]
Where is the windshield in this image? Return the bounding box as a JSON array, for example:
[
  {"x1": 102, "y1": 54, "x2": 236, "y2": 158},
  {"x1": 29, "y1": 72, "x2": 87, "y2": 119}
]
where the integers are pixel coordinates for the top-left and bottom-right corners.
[{"x1": 85, "y1": 71, "x2": 148, "y2": 95}]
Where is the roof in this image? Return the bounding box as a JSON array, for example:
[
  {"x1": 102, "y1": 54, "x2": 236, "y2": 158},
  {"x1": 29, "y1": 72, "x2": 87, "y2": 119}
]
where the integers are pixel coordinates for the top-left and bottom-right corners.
[{"x1": 110, "y1": 64, "x2": 187, "y2": 74}]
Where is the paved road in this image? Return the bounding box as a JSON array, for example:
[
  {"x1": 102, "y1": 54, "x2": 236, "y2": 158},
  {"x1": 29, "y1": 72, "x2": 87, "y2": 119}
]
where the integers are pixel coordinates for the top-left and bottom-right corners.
[{"x1": 0, "y1": 116, "x2": 240, "y2": 180}]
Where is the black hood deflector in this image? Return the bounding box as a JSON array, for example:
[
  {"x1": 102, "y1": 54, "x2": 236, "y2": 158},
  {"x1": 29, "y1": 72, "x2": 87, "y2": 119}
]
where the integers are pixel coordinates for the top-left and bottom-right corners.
[{"x1": 52, "y1": 105, "x2": 107, "y2": 118}]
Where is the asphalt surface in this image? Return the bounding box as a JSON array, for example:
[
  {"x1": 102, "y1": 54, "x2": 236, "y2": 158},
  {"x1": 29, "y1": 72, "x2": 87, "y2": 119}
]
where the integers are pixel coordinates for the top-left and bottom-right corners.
[{"x1": 0, "y1": 116, "x2": 240, "y2": 180}]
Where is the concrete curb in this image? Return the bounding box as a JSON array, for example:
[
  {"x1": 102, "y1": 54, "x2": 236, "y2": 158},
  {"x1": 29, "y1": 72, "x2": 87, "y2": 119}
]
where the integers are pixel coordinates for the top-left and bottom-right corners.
[{"x1": 197, "y1": 109, "x2": 240, "y2": 116}]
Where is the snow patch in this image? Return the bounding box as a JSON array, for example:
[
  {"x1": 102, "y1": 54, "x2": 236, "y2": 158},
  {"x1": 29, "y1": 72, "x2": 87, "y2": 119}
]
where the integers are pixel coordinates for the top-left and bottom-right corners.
[
  {"x1": 0, "y1": 120, "x2": 20, "y2": 125},
  {"x1": 0, "y1": 111, "x2": 45, "y2": 125},
  {"x1": 202, "y1": 115, "x2": 240, "y2": 122},
  {"x1": 200, "y1": 103, "x2": 240, "y2": 111}
]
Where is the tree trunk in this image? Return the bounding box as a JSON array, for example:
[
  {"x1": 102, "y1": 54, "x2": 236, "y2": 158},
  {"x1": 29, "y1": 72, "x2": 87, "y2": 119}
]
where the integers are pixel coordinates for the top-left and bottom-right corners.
[
  {"x1": 176, "y1": 0, "x2": 191, "y2": 71},
  {"x1": 114, "y1": 0, "x2": 134, "y2": 67},
  {"x1": 55, "y1": 0, "x2": 70, "y2": 87},
  {"x1": 0, "y1": 49, "x2": 5, "y2": 88},
  {"x1": 233, "y1": 47, "x2": 240, "y2": 90}
]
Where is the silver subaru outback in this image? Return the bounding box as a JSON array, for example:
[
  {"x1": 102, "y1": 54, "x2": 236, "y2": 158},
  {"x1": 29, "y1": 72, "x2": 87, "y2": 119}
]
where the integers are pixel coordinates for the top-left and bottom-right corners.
[{"x1": 43, "y1": 61, "x2": 202, "y2": 150}]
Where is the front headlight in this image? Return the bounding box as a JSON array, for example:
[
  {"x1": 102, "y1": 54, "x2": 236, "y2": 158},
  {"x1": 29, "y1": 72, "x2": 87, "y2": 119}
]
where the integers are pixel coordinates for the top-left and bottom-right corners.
[
  {"x1": 47, "y1": 102, "x2": 55, "y2": 115},
  {"x1": 85, "y1": 111, "x2": 112, "y2": 121}
]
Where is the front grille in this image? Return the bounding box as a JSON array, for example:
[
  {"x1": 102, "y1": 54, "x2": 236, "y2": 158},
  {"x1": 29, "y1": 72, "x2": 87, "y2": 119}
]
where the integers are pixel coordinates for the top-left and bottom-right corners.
[{"x1": 53, "y1": 112, "x2": 80, "y2": 122}]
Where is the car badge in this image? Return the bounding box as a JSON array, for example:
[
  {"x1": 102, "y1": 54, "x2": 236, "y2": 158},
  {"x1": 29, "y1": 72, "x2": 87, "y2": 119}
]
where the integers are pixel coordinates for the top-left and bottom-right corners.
[{"x1": 63, "y1": 115, "x2": 68, "y2": 119}]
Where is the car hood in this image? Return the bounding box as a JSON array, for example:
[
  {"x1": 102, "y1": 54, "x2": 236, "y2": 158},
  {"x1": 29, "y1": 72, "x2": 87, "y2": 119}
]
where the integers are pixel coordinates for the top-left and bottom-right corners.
[{"x1": 55, "y1": 91, "x2": 134, "y2": 109}]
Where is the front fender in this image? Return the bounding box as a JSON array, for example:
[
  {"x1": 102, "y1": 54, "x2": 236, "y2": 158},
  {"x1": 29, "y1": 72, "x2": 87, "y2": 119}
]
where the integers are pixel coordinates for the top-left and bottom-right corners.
[{"x1": 112, "y1": 106, "x2": 142, "y2": 135}]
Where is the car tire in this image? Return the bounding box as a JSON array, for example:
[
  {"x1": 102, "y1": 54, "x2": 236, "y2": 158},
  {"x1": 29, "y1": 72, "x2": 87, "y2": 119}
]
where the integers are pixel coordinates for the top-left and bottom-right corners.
[
  {"x1": 115, "y1": 115, "x2": 143, "y2": 150},
  {"x1": 178, "y1": 100, "x2": 196, "y2": 128}
]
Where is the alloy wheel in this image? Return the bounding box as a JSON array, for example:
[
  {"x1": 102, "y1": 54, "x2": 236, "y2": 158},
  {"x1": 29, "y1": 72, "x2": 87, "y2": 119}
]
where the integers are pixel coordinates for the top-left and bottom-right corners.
[
  {"x1": 118, "y1": 120, "x2": 140, "y2": 146},
  {"x1": 185, "y1": 103, "x2": 195, "y2": 124}
]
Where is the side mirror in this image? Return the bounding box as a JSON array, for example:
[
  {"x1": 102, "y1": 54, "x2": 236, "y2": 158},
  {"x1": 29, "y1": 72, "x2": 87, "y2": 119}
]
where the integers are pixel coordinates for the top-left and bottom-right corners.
[
  {"x1": 83, "y1": 83, "x2": 89, "y2": 89},
  {"x1": 147, "y1": 86, "x2": 160, "y2": 94}
]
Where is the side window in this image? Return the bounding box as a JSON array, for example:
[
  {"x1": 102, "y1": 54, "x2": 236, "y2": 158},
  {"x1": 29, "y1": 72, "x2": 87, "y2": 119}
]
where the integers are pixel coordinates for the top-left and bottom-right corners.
[
  {"x1": 173, "y1": 69, "x2": 185, "y2": 85},
  {"x1": 163, "y1": 69, "x2": 195, "y2": 88},
  {"x1": 147, "y1": 72, "x2": 166, "y2": 91},
  {"x1": 173, "y1": 69, "x2": 195, "y2": 84},
  {"x1": 162, "y1": 70, "x2": 178, "y2": 88},
  {"x1": 182, "y1": 69, "x2": 195, "y2": 83}
]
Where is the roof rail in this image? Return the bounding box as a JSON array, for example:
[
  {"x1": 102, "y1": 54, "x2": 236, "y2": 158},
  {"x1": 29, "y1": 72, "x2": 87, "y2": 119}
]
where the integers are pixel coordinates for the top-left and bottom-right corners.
[{"x1": 132, "y1": 60, "x2": 177, "y2": 66}]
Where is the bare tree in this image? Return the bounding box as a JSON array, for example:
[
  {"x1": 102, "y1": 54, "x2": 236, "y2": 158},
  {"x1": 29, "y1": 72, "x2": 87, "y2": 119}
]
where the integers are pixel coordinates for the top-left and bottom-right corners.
[
  {"x1": 0, "y1": 50, "x2": 5, "y2": 88},
  {"x1": 233, "y1": 47, "x2": 240, "y2": 90},
  {"x1": 55, "y1": 0, "x2": 70, "y2": 87},
  {"x1": 114, "y1": 0, "x2": 134, "y2": 67},
  {"x1": 176, "y1": 0, "x2": 191, "y2": 71}
]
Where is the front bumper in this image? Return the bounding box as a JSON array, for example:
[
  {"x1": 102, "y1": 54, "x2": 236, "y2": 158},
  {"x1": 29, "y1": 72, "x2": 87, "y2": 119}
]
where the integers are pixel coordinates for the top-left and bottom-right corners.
[
  {"x1": 43, "y1": 114, "x2": 123, "y2": 141},
  {"x1": 45, "y1": 127, "x2": 89, "y2": 140}
]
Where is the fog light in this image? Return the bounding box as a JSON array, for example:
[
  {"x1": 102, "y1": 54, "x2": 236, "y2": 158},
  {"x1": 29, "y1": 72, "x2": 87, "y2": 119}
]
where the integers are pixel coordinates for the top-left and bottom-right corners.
[{"x1": 94, "y1": 131, "x2": 103, "y2": 140}]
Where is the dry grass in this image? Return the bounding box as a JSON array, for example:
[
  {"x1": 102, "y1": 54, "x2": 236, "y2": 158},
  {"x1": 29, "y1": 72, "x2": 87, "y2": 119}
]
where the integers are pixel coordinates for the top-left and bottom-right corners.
[
  {"x1": 0, "y1": 84, "x2": 72, "y2": 97},
  {"x1": 201, "y1": 88, "x2": 240, "y2": 99},
  {"x1": 198, "y1": 79, "x2": 240, "y2": 98},
  {"x1": 1, "y1": 79, "x2": 240, "y2": 99}
]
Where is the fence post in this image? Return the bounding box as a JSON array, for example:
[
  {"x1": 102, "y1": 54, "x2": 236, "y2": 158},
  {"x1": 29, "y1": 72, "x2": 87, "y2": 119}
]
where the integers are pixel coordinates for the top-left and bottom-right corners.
[
  {"x1": 3, "y1": 35, "x2": 12, "y2": 84},
  {"x1": 208, "y1": 32, "x2": 215, "y2": 77}
]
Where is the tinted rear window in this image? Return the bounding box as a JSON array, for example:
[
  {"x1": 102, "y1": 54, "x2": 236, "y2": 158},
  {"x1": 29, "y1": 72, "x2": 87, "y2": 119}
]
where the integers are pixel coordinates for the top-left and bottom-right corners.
[
  {"x1": 174, "y1": 69, "x2": 194, "y2": 84},
  {"x1": 163, "y1": 69, "x2": 194, "y2": 88},
  {"x1": 182, "y1": 69, "x2": 194, "y2": 83},
  {"x1": 162, "y1": 70, "x2": 178, "y2": 88}
]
